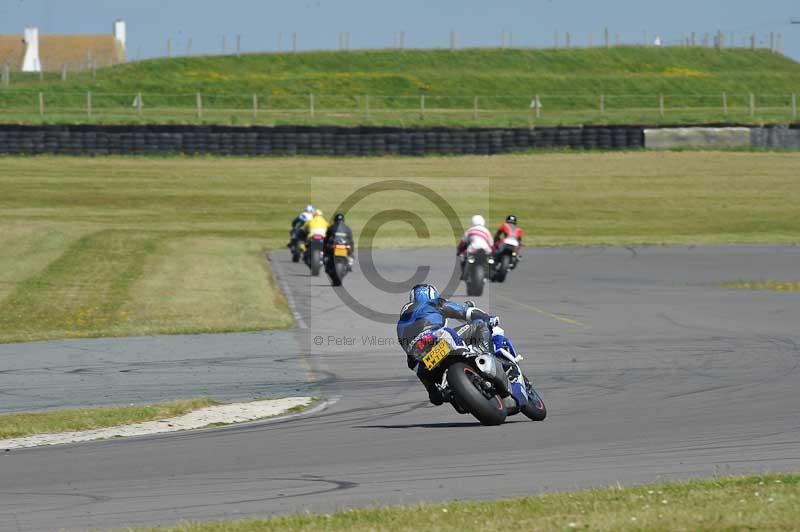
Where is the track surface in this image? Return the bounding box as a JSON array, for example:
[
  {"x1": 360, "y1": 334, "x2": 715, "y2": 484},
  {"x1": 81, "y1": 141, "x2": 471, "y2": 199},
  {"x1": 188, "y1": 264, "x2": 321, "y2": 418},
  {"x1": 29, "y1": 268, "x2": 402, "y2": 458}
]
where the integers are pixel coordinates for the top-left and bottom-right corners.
[
  {"x1": 0, "y1": 332, "x2": 309, "y2": 413},
  {"x1": 1, "y1": 246, "x2": 799, "y2": 531}
]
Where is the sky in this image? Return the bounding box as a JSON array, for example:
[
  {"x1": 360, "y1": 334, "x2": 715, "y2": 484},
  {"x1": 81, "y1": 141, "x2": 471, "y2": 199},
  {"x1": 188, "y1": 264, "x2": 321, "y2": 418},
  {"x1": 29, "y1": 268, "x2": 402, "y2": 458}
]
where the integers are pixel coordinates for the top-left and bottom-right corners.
[{"x1": 1, "y1": 0, "x2": 798, "y2": 61}]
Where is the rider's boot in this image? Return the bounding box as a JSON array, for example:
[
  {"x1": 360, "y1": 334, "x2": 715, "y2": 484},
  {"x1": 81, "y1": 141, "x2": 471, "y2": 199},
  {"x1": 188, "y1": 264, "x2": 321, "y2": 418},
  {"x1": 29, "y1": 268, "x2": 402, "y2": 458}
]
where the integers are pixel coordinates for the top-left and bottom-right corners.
[{"x1": 417, "y1": 373, "x2": 444, "y2": 405}]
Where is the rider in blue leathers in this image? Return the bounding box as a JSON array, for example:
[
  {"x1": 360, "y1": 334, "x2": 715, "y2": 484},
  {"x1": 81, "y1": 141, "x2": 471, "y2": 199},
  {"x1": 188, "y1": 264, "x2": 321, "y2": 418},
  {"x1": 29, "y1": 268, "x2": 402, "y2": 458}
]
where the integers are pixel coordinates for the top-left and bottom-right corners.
[{"x1": 397, "y1": 283, "x2": 499, "y2": 405}]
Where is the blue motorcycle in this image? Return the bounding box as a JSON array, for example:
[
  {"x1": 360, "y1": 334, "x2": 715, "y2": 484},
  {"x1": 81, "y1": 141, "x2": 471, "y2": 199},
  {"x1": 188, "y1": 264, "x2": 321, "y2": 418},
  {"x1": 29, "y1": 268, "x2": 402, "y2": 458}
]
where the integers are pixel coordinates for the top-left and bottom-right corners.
[{"x1": 414, "y1": 325, "x2": 546, "y2": 425}]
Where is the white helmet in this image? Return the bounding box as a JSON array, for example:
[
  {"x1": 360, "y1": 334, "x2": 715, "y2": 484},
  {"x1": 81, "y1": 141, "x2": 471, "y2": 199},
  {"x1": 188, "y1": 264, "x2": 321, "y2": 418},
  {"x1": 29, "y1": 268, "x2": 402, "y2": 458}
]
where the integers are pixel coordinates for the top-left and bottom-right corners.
[
  {"x1": 305, "y1": 204, "x2": 314, "y2": 214},
  {"x1": 471, "y1": 214, "x2": 485, "y2": 227}
]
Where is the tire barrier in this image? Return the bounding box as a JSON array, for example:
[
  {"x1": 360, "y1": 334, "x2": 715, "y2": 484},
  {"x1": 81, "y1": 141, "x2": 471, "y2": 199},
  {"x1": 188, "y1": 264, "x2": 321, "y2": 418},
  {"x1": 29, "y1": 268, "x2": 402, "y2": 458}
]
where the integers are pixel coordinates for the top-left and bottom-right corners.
[
  {"x1": 750, "y1": 125, "x2": 800, "y2": 150},
  {"x1": 0, "y1": 124, "x2": 796, "y2": 156},
  {"x1": 0, "y1": 124, "x2": 646, "y2": 156}
]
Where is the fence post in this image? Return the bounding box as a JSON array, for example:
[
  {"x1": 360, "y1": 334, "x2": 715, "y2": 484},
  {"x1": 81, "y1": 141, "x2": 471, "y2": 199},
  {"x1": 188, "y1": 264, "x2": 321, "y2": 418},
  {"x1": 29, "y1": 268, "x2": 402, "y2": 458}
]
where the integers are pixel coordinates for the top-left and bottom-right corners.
[
  {"x1": 722, "y1": 92, "x2": 728, "y2": 116},
  {"x1": 292, "y1": 33, "x2": 297, "y2": 53},
  {"x1": 38, "y1": 92, "x2": 44, "y2": 117},
  {"x1": 535, "y1": 94, "x2": 541, "y2": 119},
  {"x1": 659, "y1": 93, "x2": 664, "y2": 118},
  {"x1": 643, "y1": 30, "x2": 648, "y2": 47},
  {"x1": 196, "y1": 92, "x2": 202, "y2": 119},
  {"x1": 222, "y1": 35, "x2": 227, "y2": 54},
  {"x1": 553, "y1": 30, "x2": 558, "y2": 49},
  {"x1": 187, "y1": 37, "x2": 193, "y2": 55},
  {"x1": 450, "y1": 30, "x2": 456, "y2": 51},
  {"x1": 137, "y1": 92, "x2": 143, "y2": 116},
  {"x1": 604, "y1": 27, "x2": 609, "y2": 48},
  {"x1": 61, "y1": 64, "x2": 67, "y2": 81},
  {"x1": 792, "y1": 94, "x2": 797, "y2": 120},
  {"x1": 749, "y1": 93, "x2": 755, "y2": 117},
  {"x1": 420, "y1": 94, "x2": 425, "y2": 120},
  {"x1": 769, "y1": 32, "x2": 774, "y2": 52},
  {"x1": 253, "y1": 94, "x2": 258, "y2": 118},
  {"x1": 473, "y1": 96, "x2": 478, "y2": 119},
  {"x1": 750, "y1": 33, "x2": 755, "y2": 50},
  {"x1": 167, "y1": 38, "x2": 172, "y2": 58},
  {"x1": 565, "y1": 32, "x2": 571, "y2": 48},
  {"x1": 365, "y1": 94, "x2": 370, "y2": 119},
  {"x1": 236, "y1": 34, "x2": 241, "y2": 56},
  {"x1": 87, "y1": 91, "x2": 92, "y2": 119},
  {"x1": 600, "y1": 94, "x2": 605, "y2": 114},
  {"x1": 309, "y1": 93, "x2": 314, "y2": 119}
]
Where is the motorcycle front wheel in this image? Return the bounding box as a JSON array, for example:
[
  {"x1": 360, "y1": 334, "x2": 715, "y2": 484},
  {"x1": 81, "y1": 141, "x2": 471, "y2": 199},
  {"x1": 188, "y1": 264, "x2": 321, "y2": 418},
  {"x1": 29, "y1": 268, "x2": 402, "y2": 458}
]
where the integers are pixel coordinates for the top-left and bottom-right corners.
[
  {"x1": 448, "y1": 362, "x2": 507, "y2": 426},
  {"x1": 520, "y1": 376, "x2": 547, "y2": 421}
]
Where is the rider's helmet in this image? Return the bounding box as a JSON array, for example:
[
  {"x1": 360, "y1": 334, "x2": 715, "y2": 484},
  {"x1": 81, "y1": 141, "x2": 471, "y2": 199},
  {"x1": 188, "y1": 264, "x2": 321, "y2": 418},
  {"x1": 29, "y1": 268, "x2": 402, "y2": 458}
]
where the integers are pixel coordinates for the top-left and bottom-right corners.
[
  {"x1": 506, "y1": 214, "x2": 517, "y2": 225},
  {"x1": 471, "y1": 214, "x2": 485, "y2": 227},
  {"x1": 305, "y1": 205, "x2": 314, "y2": 214},
  {"x1": 314, "y1": 209, "x2": 323, "y2": 217},
  {"x1": 409, "y1": 283, "x2": 440, "y2": 304},
  {"x1": 333, "y1": 213, "x2": 345, "y2": 223}
]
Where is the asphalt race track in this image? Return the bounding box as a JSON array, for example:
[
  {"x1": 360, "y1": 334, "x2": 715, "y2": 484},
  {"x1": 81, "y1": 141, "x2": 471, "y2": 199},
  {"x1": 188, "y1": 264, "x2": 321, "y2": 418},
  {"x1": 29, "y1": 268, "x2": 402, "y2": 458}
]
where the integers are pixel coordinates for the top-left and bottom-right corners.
[{"x1": 1, "y1": 246, "x2": 799, "y2": 531}]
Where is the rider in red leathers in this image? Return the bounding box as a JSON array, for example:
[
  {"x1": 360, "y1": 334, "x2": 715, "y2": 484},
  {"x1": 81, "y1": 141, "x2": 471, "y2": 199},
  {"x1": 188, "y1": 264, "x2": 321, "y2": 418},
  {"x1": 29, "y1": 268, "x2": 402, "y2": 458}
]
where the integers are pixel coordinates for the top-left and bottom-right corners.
[{"x1": 494, "y1": 214, "x2": 523, "y2": 252}]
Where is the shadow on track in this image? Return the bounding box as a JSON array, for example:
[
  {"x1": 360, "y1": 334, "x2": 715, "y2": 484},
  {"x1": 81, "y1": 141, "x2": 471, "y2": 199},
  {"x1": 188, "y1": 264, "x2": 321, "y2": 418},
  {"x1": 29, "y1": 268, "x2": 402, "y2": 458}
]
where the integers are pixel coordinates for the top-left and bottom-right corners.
[{"x1": 357, "y1": 420, "x2": 526, "y2": 429}]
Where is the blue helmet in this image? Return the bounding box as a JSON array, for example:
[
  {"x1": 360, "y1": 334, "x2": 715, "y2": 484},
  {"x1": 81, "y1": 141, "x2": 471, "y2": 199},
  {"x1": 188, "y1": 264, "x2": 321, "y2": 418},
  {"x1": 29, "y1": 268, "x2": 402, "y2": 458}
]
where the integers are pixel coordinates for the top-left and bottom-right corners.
[{"x1": 409, "y1": 283, "x2": 440, "y2": 304}]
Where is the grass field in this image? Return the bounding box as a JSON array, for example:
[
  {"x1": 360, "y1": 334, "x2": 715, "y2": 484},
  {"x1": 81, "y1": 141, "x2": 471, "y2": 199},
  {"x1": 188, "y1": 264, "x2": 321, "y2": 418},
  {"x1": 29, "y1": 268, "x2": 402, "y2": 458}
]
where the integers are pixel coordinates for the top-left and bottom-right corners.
[
  {"x1": 140, "y1": 473, "x2": 800, "y2": 531},
  {"x1": 719, "y1": 279, "x2": 800, "y2": 292},
  {"x1": 1, "y1": 47, "x2": 799, "y2": 126},
  {"x1": 0, "y1": 397, "x2": 217, "y2": 439},
  {"x1": 0, "y1": 151, "x2": 798, "y2": 343}
]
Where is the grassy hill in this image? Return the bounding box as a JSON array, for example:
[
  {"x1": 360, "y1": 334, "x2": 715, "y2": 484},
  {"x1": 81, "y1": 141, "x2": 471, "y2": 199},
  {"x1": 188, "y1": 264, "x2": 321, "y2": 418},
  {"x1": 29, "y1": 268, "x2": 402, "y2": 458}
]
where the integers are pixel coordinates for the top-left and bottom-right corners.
[{"x1": 2, "y1": 47, "x2": 799, "y2": 126}]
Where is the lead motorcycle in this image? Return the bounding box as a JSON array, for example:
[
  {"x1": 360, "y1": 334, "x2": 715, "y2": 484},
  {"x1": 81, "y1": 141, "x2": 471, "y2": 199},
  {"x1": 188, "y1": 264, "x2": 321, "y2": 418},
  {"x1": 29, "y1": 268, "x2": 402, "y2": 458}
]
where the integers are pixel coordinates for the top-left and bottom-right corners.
[{"x1": 413, "y1": 324, "x2": 546, "y2": 426}]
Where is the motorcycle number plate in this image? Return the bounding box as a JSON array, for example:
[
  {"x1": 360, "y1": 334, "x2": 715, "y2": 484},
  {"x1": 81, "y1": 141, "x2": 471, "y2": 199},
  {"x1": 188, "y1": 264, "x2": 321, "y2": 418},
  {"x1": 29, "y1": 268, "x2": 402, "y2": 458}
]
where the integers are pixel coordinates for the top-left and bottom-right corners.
[
  {"x1": 334, "y1": 246, "x2": 348, "y2": 257},
  {"x1": 421, "y1": 340, "x2": 451, "y2": 371}
]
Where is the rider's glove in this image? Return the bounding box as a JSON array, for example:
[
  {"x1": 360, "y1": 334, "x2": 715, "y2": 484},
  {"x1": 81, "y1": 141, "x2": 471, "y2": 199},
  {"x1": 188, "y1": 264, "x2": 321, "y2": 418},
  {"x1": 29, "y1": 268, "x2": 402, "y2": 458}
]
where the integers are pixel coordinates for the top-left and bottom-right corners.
[{"x1": 489, "y1": 316, "x2": 500, "y2": 328}]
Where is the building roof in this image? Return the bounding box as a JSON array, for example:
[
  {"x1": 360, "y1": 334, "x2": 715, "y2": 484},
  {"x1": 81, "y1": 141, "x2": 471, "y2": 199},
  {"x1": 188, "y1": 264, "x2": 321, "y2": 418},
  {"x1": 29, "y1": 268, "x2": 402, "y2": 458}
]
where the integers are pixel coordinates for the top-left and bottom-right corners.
[{"x1": 0, "y1": 34, "x2": 125, "y2": 72}]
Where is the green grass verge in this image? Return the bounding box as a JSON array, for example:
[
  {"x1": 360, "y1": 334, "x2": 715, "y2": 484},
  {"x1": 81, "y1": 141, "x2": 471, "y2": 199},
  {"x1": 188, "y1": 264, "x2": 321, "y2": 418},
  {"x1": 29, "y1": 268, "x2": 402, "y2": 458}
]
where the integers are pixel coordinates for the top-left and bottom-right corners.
[
  {"x1": 0, "y1": 151, "x2": 797, "y2": 343},
  {"x1": 0, "y1": 397, "x2": 218, "y2": 439},
  {"x1": 137, "y1": 473, "x2": 799, "y2": 531},
  {"x1": 1, "y1": 47, "x2": 799, "y2": 126},
  {"x1": 718, "y1": 279, "x2": 800, "y2": 292}
]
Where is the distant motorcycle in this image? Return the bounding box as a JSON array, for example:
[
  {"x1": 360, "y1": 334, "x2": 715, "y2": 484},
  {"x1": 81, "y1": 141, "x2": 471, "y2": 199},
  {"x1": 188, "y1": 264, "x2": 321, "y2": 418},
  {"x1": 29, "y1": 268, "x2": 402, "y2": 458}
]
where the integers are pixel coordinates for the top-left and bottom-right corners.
[
  {"x1": 289, "y1": 230, "x2": 303, "y2": 263},
  {"x1": 325, "y1": 238, "x2": 351, "y2": 286},
  {"x1": 413, "y1": 325, "x2": 546, "y2": 426},
  {"x1": 491, "y1": 235, "x2": 520, "y2": 282},
  {"x1": 464, "y1": 249, "x2": 491, "y2": 297},
  {"x1": 304, "y1": 234, "x2": 325, "y2": 276}
]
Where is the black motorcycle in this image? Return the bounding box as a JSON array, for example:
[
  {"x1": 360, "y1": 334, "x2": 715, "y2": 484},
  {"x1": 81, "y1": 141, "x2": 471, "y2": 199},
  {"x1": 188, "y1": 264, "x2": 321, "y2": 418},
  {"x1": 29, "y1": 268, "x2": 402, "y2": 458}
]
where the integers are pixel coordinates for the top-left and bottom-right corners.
[
  {"x1": 464, "y1": 249, "x2": 491, "y2": 297},
  {"x1": 288, "y1": 230, "x2": 303, "y2": 263},
  {"x1": 325, "y1": 238, "x2": 351, "y2": 287},
  {"x1": 491, "y1": 235, "x2": 520, "y2": 283}
]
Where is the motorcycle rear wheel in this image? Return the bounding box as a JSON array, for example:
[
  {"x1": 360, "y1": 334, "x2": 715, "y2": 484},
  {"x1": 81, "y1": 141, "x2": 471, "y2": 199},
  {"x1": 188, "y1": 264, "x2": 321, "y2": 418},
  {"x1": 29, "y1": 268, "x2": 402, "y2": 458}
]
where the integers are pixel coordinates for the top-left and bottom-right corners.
[
  {"x1": 466, "y1": 264, "x2": 484, "y2": 297},
  {"x1": 448, "y1": 362, "x2": 507, "y2": 426},
  {"x1": 494, "y1": 255, "x2": 510, "y2": 283},
  {"x1": 309, "y1": 249, "x2": 321, "y2": 276}
]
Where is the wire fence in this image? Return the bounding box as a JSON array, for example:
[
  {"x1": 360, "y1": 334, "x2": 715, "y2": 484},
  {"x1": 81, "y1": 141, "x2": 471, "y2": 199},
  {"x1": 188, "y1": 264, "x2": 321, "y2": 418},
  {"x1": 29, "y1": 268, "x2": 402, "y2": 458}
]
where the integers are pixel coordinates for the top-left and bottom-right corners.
[{"x1": 0, "y1": 89, "x2": 797, "y2": 126}]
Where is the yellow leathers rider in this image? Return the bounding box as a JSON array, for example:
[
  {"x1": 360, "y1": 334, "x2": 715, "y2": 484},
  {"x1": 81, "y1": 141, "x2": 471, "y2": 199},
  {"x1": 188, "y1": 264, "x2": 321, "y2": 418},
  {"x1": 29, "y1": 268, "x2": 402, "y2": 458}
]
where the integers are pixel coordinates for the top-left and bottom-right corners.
[{"x1": 304, "y1": 209, "x2": 329, "y2": 238}]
